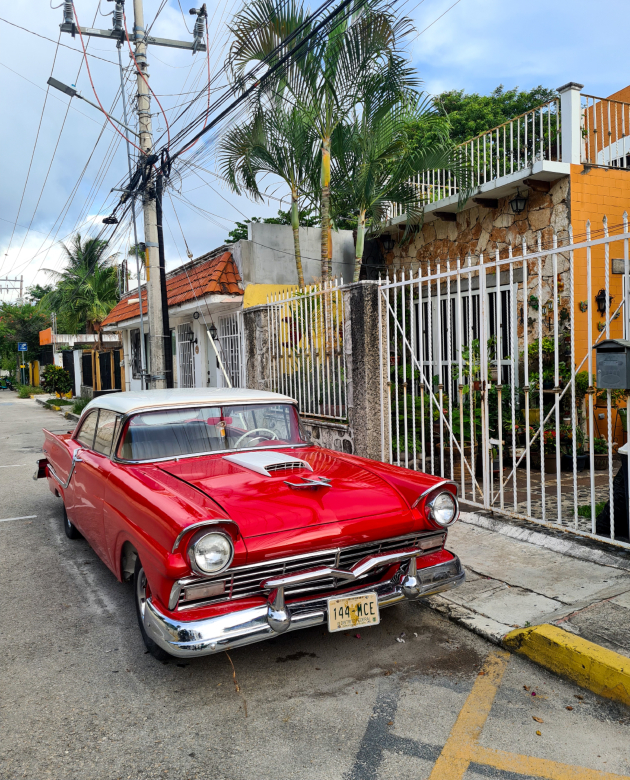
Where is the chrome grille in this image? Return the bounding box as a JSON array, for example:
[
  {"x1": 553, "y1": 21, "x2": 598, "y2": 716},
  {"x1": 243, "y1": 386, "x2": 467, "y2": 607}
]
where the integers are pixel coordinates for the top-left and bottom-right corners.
[{"x1": 177, "y1": 532, "x2": 442, "y2": 610}]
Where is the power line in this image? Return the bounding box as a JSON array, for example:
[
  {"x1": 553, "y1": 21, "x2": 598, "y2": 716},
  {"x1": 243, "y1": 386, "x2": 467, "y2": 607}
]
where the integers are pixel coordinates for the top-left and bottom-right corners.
[
  {"x1": 1, "y1": 33, "x2": 62, "y2": 274},
  {"x1": 411, "y1": 0, "x2": 465, "y2": 40},
  {"x1": 0, "y1": 17, "x2": 117, "y2": 65}
]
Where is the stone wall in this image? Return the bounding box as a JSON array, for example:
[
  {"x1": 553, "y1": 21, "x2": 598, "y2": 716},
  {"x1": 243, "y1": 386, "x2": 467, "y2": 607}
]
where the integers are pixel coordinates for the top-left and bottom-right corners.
[{"x1": 388, "y1": 177, "x2": 570, "y2": 272}]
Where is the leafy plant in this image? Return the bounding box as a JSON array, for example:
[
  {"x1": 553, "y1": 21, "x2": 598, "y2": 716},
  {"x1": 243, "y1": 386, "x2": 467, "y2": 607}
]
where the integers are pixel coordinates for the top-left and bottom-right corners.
[
  {"x1": 592, "y1": 437, "x2": 608, "y2": 454},
  {"x1": 72, "y1": 397, "x2": 90, "y2": 415},
  {"x1": 41, "y1": 365, "x2": 73, "y2": 396}
]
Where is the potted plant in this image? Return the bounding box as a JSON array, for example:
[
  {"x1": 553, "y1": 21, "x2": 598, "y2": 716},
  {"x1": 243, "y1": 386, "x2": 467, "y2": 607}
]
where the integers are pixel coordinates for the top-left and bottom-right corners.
[
  {"x1": 592, "y1": 437, "x2": 609, "y2": 470},
  {"x1": 542, "y1": 368, "x2": 555, "y2": 391},
  {"x1": 41, "y1": 364, "x2": 73, "y2": 398},
  {"x1": 560, "y1": 424, "x2": 588, "y2": 472}
]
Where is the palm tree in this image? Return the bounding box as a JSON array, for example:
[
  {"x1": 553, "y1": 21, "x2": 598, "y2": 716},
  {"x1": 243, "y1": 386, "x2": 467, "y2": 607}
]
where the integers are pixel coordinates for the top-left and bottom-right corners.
[
  {"x1": 331, "y1": 94, "x2": 473, "y2": 281},
  {"x1": 229, "y1": 0, "x2": 417, "y2": 281},
  {"x1": 218, "y1": 101, "x2": 318, "y2": 287},
  {"x1": 41, "y1": 234, "x2": 119, "y2": 341}
]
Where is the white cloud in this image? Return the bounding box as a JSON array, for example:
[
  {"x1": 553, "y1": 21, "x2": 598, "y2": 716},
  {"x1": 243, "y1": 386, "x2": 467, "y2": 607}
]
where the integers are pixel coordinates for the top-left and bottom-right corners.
[{"x1": 2, "y1": 0, "x2": 629, "y2": 302}]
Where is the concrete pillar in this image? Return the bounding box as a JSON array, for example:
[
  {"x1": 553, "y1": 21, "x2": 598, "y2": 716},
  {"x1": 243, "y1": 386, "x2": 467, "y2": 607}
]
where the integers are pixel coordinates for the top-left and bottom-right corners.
[
  {"x1": 243, "y1": 306, "x2": 271, "y2": 392},
  {"x1": 558, "y1": 82, "x2": 584, "y2": 165},
  {"x1": 343, "y1": 281, "x2": 389, "y2": 461}
]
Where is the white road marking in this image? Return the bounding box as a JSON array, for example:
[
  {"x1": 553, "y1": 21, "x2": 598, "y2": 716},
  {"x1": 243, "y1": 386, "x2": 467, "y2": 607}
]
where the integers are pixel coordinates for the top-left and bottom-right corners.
[
  {"x1": 0, "y1": 515, "x2": 37, "y2": 523},
  {"x1": 0, "y1": 464, "x2": 27, "y2": 468}
]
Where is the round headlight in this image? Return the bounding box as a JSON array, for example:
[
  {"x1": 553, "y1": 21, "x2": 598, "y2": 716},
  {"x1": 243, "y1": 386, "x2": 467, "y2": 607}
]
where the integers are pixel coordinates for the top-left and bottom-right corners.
[
  {"x1": 427, "y1": 491, "x2": 458, "y2": 527},
  {"x1": 189, "y1": 532, "x2": 234, "y2": 574}
]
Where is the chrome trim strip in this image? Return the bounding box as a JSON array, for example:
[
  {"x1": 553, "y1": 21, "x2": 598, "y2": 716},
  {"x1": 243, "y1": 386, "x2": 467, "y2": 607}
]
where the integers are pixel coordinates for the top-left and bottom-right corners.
[
  {"x1": 47, "y1": 447, "x2": 85, "y2": 489},
  {"x1": 171, "y1": 519, "x2": 240, "y2": 554},
  {"x1": 143, "y1": 556, "x2": 465, "y2": 658},
  {"x1": 413, "y1": 480, "x2": 459, "y2": 507}
]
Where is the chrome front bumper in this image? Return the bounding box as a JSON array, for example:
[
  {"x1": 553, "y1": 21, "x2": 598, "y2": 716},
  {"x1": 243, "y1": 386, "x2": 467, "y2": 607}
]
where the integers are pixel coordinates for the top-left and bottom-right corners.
[{"x1": 143, "y1": 554, "x2": 465, "y2": 658}]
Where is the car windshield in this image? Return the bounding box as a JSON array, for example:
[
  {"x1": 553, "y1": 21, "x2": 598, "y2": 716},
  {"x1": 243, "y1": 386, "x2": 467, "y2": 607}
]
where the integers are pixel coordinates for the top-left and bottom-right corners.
[{"x1": 118, "y1": 403, "x2": 306, "y2": 461}]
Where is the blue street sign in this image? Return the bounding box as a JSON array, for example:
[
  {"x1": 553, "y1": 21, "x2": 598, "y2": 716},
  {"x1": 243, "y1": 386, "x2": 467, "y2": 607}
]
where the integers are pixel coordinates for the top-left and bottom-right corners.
[{"x1": 17, "y1": 342, "x2": 28, "y2": 352}]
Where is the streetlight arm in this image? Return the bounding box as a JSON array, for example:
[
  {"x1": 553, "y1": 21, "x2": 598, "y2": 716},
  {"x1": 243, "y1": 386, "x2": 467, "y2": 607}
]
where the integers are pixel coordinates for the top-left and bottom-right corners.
[{"x1": 47, "y1": 76, "x2": 140, "y2": 138}]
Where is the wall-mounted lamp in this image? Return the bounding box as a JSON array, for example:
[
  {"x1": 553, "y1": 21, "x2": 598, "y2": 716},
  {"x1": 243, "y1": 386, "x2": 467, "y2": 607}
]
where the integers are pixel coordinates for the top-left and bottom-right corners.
[
  {"x1": 509, "y1": 188, "x2": 528, "y2": 215},
  {"x1": 381, "y1": 234, "x2": 395, "y2": 252},
  {"x1": 207, "y1": 323, "x2": 218, "y2": 340},
  {"x1": 595, "y1": 288, "x2": 613, "y2": 315},
  {"x1": 187, "y1": 332, "x2": 198, "y2": 345}
]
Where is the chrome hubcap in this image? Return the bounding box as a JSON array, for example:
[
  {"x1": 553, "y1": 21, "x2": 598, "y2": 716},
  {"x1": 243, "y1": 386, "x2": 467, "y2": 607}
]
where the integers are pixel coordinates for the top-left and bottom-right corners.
[{"x1": 136, "y1": 567, "x2": 147, "y2": 620}]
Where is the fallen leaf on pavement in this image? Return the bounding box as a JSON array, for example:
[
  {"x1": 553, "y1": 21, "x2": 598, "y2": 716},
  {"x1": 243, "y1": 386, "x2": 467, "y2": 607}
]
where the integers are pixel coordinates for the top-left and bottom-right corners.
[
  {"x1": 574, "y1": 695, "x2": 584, "y2": 700},
  {"x1": 523, "y1": 685, "x2": 530, "y2": 691},
  {"x1": 387, "y1": 721, "x2": 393, "y2": 726},
  {"x1": 533, "y1": 717, "x2": 543, "y2": 723},
  {"x1": 536, "y1": 730, "x2": 542, "y2": 736}
]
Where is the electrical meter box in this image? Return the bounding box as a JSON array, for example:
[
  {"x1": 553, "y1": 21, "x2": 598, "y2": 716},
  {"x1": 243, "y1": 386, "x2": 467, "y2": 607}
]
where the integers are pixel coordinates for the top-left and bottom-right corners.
[{"x1": 594, "y1": 339, "x2": 630, "y2": 389}]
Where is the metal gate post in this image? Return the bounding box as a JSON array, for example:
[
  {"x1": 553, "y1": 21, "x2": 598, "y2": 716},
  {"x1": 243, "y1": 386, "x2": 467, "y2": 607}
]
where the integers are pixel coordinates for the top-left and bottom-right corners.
[{"x1": 479, "y1": 253, "x2": 491, "y2": 508}]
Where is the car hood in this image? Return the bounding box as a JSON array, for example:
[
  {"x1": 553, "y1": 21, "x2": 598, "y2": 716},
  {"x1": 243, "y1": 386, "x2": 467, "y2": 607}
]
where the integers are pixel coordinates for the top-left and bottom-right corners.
[{"x1": 156, "y1": 447, "x2": 411, "y2": 538}]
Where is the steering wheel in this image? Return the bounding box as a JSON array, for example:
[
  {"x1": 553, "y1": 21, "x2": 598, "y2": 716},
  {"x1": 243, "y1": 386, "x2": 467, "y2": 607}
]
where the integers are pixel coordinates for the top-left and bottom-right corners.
[{"x1": 233, "y1": 428, "x2": 279, "y2": 448}]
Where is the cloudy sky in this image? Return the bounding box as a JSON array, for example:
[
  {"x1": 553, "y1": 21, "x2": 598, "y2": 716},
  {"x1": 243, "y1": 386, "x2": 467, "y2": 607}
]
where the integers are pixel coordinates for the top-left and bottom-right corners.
[{"x1": 0, "y1": 0, "x2": 627, "y2": 300}]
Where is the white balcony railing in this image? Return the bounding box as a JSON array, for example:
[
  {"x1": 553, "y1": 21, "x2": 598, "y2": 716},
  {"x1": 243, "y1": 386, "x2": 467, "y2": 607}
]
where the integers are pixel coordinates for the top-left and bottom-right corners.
[
  {"x1": 581, "y1": 94, "x2": 630, "y2": 168},
  {"x1": 388, "y1": 98, "x2": 562, "y2": 219}
]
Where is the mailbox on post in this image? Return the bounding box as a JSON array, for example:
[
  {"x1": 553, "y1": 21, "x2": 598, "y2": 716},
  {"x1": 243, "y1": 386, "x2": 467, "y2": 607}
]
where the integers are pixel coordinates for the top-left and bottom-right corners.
[{"x1": 594, "y1": 339, "x2": 630, "y2": 389}]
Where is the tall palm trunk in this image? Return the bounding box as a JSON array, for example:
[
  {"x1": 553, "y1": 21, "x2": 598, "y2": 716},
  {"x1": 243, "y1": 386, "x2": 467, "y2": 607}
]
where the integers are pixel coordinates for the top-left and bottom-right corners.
[
  {"x1": 353, "y1": 210, "x2": 366, "y2": 282},
  {"x1": 320, "y1": 137, "x2": 331, "y2": 282},
  {"x1": 291, "y1": 192, "x2": 305, "y2": 288}
]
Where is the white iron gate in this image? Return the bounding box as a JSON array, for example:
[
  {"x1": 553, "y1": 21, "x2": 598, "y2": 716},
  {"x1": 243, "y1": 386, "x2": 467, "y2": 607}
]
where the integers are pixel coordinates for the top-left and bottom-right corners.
[
  {"x1": 267, "y1": 281, "x2": 348, "y2": 421},
  {"x1": 379, "y1": 215, "x2": 630, "y2": 549}
]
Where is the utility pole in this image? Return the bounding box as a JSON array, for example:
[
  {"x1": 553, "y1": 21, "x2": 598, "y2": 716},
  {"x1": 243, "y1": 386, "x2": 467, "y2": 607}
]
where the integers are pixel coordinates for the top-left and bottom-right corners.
[
  {"x1": 58, "y1": 1, "x2": 207, "y2": 391},
  {"x1": 131, "y1": 0, "x2": 164, "y2": 389}
]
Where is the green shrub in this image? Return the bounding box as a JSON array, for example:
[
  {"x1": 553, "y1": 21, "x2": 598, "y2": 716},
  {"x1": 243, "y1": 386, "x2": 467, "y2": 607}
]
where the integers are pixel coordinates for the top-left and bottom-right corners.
[
  {"x1": 71, "y1": 397, "x2": 90, "y2": 415},
  {"x1": 577, "y1": 501, "x2": 606, "y2": 518},
  {"x1": 41, "y1": 364, "x2": 73, "y2": 396},
  {"x1": 16, "y1": 384, "x2": 44, "y2": 398}
]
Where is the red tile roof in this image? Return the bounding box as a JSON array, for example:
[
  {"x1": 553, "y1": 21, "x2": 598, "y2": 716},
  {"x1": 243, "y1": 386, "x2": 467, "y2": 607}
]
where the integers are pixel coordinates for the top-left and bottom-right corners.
[{"x1": 102, "y1": 249, "x2": 242, "y2": 327}]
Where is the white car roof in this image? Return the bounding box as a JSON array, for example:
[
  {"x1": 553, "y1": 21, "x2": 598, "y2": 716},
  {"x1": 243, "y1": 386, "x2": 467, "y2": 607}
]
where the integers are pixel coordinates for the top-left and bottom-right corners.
[{"x1": 81, "y1": 388, "x2": 297, "y2": 418}]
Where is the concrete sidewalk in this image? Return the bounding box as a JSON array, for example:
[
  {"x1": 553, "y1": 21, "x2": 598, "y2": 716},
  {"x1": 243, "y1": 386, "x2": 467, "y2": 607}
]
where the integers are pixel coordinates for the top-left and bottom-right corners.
[{"x1": 432, "y1": 510, "x2": 630, "y2": 704}]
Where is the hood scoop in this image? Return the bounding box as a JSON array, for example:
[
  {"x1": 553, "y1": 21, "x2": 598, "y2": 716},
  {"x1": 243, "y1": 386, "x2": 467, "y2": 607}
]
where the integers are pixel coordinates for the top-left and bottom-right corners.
[{"x1": 223, "y1": 450, "x2": 313, "y2": 477}]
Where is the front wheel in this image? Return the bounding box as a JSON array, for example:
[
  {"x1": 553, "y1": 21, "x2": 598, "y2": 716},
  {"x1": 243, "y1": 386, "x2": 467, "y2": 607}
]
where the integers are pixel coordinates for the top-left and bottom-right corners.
[
  {"x1": 62, "y1": 504, "x2": 80, "y2": 540},
  {"x1": 134, "y1": 557, "x2": 172, "y2": 662}
]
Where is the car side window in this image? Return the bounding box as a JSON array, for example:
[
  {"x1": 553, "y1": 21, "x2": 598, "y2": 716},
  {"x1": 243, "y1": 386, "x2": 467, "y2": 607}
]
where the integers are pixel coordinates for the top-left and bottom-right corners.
[
  {"x1": 93, "y1": 410, "x2": 122, "y2": 456},
  {"x1": 75, "y1": 411, "x2": 98, "y2": 450}
]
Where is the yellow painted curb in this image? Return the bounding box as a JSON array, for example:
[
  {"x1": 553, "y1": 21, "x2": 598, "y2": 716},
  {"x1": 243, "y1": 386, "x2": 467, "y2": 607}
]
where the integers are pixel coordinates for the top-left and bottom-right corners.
[{"x1": 504, "y1": 623, "x2": 630, "y2": 707}]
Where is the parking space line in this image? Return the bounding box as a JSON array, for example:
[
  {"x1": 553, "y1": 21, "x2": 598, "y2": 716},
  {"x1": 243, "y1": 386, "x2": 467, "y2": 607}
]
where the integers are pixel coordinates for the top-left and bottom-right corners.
[
  {"x1": 429, "y1": 649, "x2": 510, "y2": 780},
  {"x1": 0, "y1": 515, "x2": 37, "y2": 523},
  {"x1": 428, "y1": 649, "x2": 628, "y2": 780},
  {"x1": 470, "y1": 744, "x2": 629, "y2": 780},
  {"x1": 0, "y1": 464, "x2": 26, "y2": 468}
]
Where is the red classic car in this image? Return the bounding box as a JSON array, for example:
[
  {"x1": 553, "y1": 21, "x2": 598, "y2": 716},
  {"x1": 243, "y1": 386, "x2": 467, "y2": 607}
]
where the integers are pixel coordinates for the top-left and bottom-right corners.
[{"x1": 36, "y1": 389, "x2": 464, "y2": 660}]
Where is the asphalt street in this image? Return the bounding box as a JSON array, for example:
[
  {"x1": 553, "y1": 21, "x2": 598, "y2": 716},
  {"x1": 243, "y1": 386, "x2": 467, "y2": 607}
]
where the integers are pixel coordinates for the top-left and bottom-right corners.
[{"x1": 1, "y1": 395, "x2": 629, "y2": 780}]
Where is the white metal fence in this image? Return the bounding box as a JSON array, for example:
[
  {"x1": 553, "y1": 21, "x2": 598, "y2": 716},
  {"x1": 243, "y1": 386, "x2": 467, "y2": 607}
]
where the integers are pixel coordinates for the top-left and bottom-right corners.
[
  {"x1": 217, "y1": 313, "x2": 244, "y2": 388},
  {"x1": 379, "y1": 214, "x2": 630, "y2": 549},
  {"x1": 388, "y1": 98, "x2": 561, "y2": 218},
  {"x1": 581, "y1": 94, "x2": 630, "y2": 168},
  {"x1": 267, "y1": 281, "x2": 348, "y2": 421}
]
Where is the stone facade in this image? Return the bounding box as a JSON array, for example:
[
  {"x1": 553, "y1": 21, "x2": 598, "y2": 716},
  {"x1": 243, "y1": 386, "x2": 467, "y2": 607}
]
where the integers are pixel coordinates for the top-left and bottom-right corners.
[{"x1": 387, "y1": 177, "x2": 570, "y2": 272}]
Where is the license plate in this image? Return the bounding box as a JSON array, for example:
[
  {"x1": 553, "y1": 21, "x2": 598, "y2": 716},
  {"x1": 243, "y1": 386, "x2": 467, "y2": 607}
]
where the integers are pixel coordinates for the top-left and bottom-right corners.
[{"x1": 327, "y1": 592, "x2": 380, "y2": 633}]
